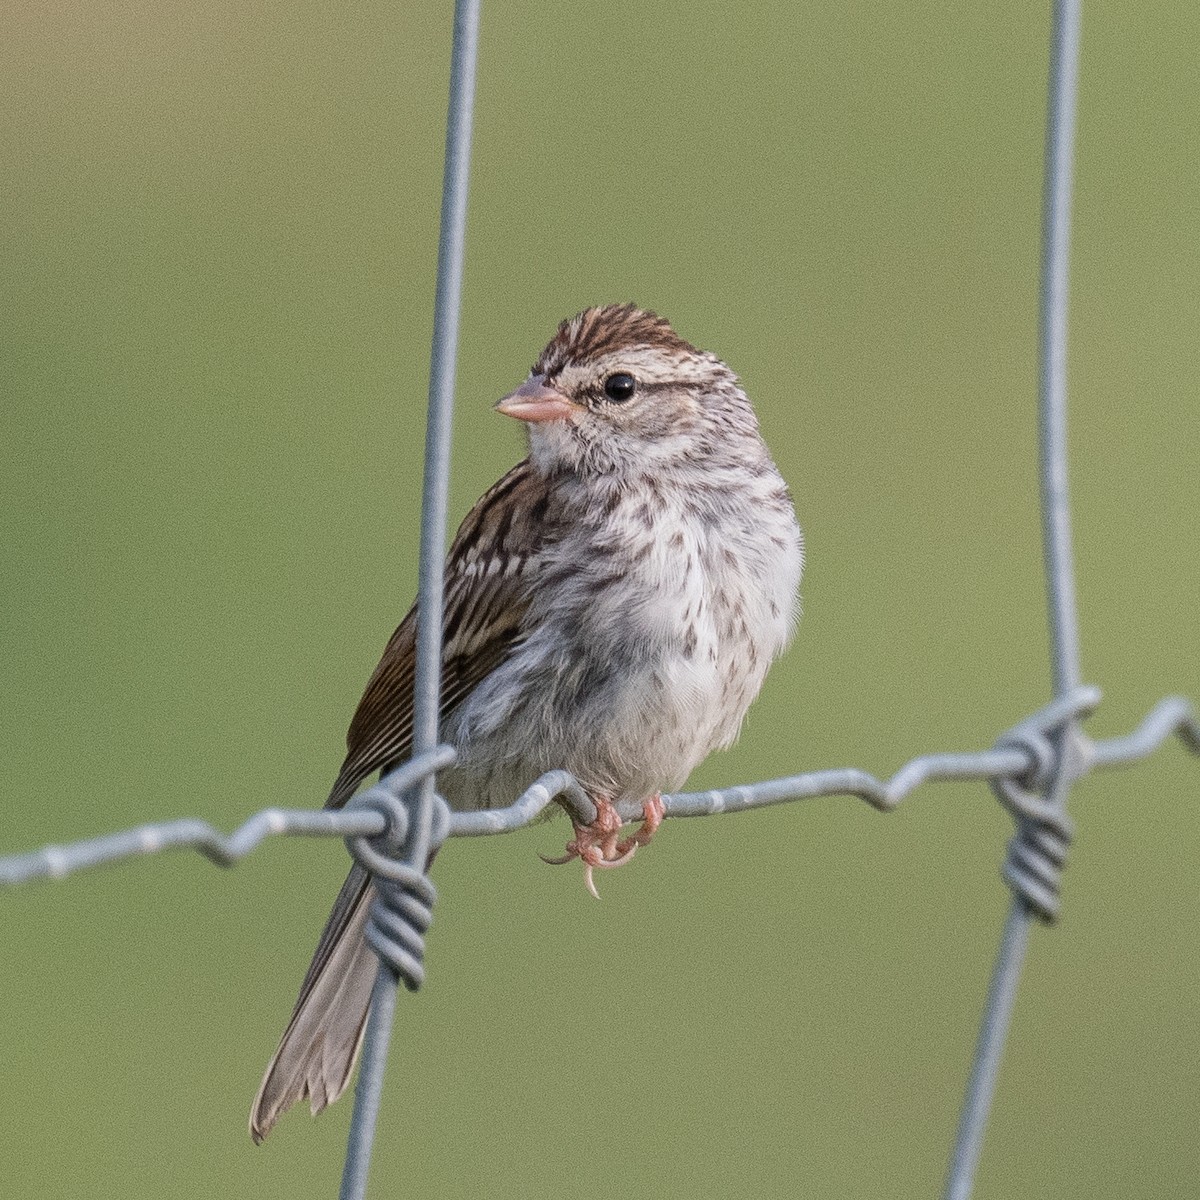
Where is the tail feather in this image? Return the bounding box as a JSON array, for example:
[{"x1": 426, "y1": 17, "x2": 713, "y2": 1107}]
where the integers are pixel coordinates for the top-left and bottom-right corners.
[{"x1": 249, "y1": 876, "x2": 378, "y2": 1143}]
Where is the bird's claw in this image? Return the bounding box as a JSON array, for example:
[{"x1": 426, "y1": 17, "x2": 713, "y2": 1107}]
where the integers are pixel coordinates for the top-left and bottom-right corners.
[
  {"x1": 538, "y1": 849, "x2": 582, "y2": 866},
  {"x1": 615, "y1": 793, "x2": 665, "y2": 857},
  {"x1": 540, "y1": 793, "x2": 665, "y2": 898}
]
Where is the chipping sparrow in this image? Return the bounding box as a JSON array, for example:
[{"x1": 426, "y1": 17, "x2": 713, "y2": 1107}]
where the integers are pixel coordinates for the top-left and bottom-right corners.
[{"x1": 250, "y1": 304, "x2": 803, "y2": 1142}]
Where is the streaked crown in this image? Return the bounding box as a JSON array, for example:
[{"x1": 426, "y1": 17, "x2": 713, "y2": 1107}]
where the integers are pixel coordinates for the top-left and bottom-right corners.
[{"x1": 533, "y1": 305, "x2": 699, "y2": 377}]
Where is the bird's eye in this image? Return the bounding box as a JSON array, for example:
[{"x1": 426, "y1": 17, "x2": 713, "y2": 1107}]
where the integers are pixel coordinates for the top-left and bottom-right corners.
[{"x1": 603, "y1": 372, "x2": 637, "y2": 403}]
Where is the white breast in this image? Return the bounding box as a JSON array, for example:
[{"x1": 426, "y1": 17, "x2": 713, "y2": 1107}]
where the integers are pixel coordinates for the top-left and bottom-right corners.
[{"x1": 441, "y1": 470, "x2": 802, "y2": 812}]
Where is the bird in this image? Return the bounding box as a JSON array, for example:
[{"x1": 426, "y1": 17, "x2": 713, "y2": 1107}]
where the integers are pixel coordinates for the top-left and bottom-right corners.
[{"x1": 249, "y1": 304, "x2": 804, "y2": 1143}]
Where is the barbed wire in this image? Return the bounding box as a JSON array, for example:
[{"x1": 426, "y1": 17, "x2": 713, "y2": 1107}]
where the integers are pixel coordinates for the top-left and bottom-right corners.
[{"x1": 2, "y1": 0, "x2": 1197, "y2": 1198}]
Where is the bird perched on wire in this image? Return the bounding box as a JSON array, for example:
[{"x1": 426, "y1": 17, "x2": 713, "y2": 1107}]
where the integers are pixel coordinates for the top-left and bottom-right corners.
[{"x1": 250, "y1": 304, "x2": 803, "y2": 1142}]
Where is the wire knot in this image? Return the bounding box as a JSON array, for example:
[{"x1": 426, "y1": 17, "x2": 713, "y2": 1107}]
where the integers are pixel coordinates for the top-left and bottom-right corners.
[
  {"x1": 344, "y1": 782, "x2": 451, "y2": 991},
  {"x1": 989, "y1": 687, "x2": 1099, "y2": 923}
]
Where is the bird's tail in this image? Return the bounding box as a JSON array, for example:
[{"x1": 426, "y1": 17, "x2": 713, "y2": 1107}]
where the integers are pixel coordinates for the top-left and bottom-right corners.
[{"x1": 250, "y1": 864, "x2": 378, "y2": 1144}]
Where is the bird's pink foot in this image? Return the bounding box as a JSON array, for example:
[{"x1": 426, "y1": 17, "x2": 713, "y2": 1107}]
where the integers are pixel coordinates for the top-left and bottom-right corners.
[
  {"x1": 540, "y1": 793, "x2": 668, "y2": 898},
  {"x1": 616, "y1": 793, "x2": 665, "y2": 858},
  {"x1": 540, "y1": 795, "x2": 638, "y2": 899}
]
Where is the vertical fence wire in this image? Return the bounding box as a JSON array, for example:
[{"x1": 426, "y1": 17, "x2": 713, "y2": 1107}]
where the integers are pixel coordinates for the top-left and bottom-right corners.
[
  {"x1": 1039, "y1": 0, "x2": 1085, "y2": 701},
  {"x1": 338, "y1": 2, "x2": 481, "y2": 1197},
  {"x1": 943, "y1": 2, "x2": 1083, "y2": 1197}
]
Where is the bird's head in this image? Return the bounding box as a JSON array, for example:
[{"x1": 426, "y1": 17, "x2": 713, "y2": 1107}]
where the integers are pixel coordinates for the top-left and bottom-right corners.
[{"x1": 496, "y1": 305, "x2": 760, "y2": 478}]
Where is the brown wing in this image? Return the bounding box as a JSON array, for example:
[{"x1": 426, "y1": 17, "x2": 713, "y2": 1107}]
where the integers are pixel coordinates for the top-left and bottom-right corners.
[
  {"x1": 325, "y1": 456, "x2": 550, "y2": 809},
  {"x1": 252, "y1": 458, "x2": 554, "y2": 1142},
  {"x1": 289, "y1": 458, "x2": 549, "y2": 1028}
]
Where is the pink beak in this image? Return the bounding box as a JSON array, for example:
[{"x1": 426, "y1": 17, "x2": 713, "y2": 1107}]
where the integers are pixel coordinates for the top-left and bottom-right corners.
[{"x1": 494, "y1": 374, "x2": 578, "y2": 424}]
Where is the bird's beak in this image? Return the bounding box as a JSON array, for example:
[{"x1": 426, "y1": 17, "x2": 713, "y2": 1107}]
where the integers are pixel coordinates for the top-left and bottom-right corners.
[{"x1": 494, "y1": 374, "x2": 578, "y2": 424}]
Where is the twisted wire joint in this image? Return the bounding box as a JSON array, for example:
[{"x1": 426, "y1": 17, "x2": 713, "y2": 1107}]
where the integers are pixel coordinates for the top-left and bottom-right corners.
[
  {"x1": 344, "y1": 777, "x2": 452, "y2": 992},
  {"x1": 990, "y1": 685, "x2": 1099, "y2": 922}
]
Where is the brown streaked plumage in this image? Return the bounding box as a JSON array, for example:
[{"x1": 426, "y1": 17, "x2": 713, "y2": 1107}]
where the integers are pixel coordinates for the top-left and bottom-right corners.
[
  {"x1": 250, "y1": 305, "x2": 803, "y2": 1142},
  {"x1": 329, "y1": 461, "x2": 548, "y2": 809},
  {"x1": 533, "y1": 304, "x2": 699, "y2": 377},
  {"x1": 250, "y1": 462, "x2": 548, "y2": 1143}
]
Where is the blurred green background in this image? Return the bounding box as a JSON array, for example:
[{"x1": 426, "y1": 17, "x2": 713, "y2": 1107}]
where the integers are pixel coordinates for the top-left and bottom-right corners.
[{"x1": 3, "y1": 1, "x2": 1198, "y2": 1196}]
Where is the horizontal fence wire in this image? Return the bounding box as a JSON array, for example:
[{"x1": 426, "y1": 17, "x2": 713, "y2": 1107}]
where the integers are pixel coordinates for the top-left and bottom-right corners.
[
  {"x1": 2, "y1": 1, "x2": 1198, "y2": 1197},
  {"x1": 3, "y1": 695, "x2": 1196, "y2": 890}
]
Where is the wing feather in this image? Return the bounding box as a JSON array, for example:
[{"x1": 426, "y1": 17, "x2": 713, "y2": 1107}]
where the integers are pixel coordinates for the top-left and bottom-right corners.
[
  {"x1": 252, "y1": 459, "x2": 553, "y2": 1142},
  {"x1": 325, "y1": 457, "x2": 548, "y2": 809}
]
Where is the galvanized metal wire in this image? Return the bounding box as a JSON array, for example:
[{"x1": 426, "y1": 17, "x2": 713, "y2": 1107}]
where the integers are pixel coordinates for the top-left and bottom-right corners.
[
  {"x1": 5, "y1": 694, "x2": 1198, "y2": 892},
  {"x1": 944, "y1": 4, "x2": 1085, "y2": 1194},
  {"x1": 0, "y1": 1, "x2": 1197, "y2": 1197},
  {"x1": 339, "y1": 0, "x2": 481, "y2": 1193}
]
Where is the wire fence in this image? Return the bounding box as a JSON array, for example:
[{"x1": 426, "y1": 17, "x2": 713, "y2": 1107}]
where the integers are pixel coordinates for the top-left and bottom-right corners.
[{"x1": 2, "y1": 1, "x2": 1197, "y2": 1197}]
